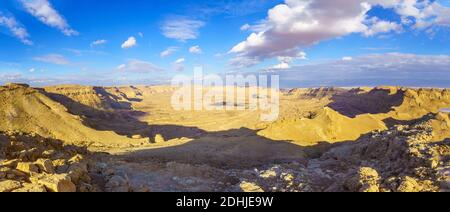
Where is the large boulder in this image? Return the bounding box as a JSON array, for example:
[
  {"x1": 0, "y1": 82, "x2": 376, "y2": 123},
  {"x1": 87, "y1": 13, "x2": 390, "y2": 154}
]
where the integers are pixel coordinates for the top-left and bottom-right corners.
[
  {"x1": 65, "y1": 154, "x2": 90, "y2": 184},
  {"x1": 30, "y1": 174, "x2": 76, "y2": 192},
  {"x1": 16, "y1": 162, "x2": 39, "y2": 174},
  {"x1": 239, "y1": 181, "x2": 264, "y2": 192},
  {"x1": 154, "y1": 134, "x2": 165, "y2": 143},
  {"x1": 131, "y1": 135, "x2": 143, "y2": 139},
  {"x1": 35, "y1": 159, "x2": 55, "y2": 174},
  {"x1": 397, "y1": 176, "x2": 422, "y2": 192},
  {"x1": 345, "y1": 167, "x2": 380, "y2": 192},
  {"x1": 67, "y1": 163, "x2": 89, "y2": 184}
]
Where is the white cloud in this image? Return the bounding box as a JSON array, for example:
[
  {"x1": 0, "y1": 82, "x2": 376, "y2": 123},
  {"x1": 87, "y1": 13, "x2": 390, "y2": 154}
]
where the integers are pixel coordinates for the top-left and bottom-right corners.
[
  {"x1": 174, "y1": 58, "x2": 185, "y2": 64},
  {"x1": 172, "y1": 58, "x2": 186, "y2": 72},
  {"x1": 91, "y1": 39, "x2": 107, "y2": 47},
  {"x1": 160, "y1": 47, "x2": 178, "y2": 58},
  {"x1": 296, "y1": 51, "x2": 307, "y2": 60},
  {"x1": 342, "y1": 56, "x2": 353, "y2": 61},
  {"x1": 370, "y1": 0, "x2": 450, "y2": 29},
  {"x1": 121, "y1": 37, "x2": 137, "y2": 49},
  {"x1": 272, "y1": 62, "x2": 291, "y2": 70},
  {"x1": 189, "y1": 45, "x2": 202, "y2": 54},
  {"x1": 33, "y1": 54, "x2": 70, "y2": 65},
  {"x1": 29, "y1": 68, "x2": 36, "y2": 73},
  {"x1": 19, "y1": 0, "x2": 77, "y2": 36},
  {"x1": 138, "y1": 32, "x2": 144, "y2": 37},
  {"x1": 229, "y1": 0, "x2": 450, "y2": 67},
  {"x1": 271, "y1": 51, "x2": 307, "y2": 70},
  {"x1": 363, "y1": 17, "x2": 403, "y2": 36},
  {"x1": 117, "y1": 59, "x2": 164, "y2": 73},
  {"x1": 117, "y1": 64, "x2": 126, "y2": 70},
  {"x1": 229, "y1": 0, "x2": 372, "y2": 65},
  {"x1": 0, "y1": 13, "x2": 33, "y2": 45},
  {"x1": 432, "y1": 3, "x2": 450, "y2": 27},
  {"x1": 161, "y1": 17, "x2": 205, "y2": 41},
  {"x1": 240, "y1": 23, "x2": 251, "y2": 31}
]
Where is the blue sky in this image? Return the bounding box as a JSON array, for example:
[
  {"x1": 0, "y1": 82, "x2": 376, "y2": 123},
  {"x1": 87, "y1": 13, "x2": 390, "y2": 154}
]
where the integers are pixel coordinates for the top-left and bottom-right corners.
[{"x1": 1, "y1": 0, "x2": 450, "y2": 87}]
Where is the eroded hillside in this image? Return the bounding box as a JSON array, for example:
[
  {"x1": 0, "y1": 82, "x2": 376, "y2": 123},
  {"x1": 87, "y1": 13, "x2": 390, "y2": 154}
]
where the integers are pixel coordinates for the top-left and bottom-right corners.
[
  {"x1": 0, "y1": 83, "x2": 149, "y2": 148},
  {"x1": 259, "y1": 87, "x2": 450, "y2": 145}
]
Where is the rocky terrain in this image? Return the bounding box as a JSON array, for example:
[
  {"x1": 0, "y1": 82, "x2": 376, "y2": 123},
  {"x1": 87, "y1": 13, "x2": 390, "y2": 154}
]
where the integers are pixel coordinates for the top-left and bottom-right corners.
[
  {"x1": 237, "y1": 113, "x2": 449, "y2": 192},
  {"x1": 0, "y1": 83, "x2": 449, "y2": 192}
]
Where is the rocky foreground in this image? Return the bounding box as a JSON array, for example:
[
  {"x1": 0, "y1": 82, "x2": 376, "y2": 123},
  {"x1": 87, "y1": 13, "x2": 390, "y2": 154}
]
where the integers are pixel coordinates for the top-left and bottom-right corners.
[
  {"x1": 0, "y1": 112, "x2": 448, "y2": 192},
  {"x1": 0, "y1": 130, "x2": 155, "y2": 192},
  {"x1": 238, "y1": 113, "x2": 449, "y2": 192}
]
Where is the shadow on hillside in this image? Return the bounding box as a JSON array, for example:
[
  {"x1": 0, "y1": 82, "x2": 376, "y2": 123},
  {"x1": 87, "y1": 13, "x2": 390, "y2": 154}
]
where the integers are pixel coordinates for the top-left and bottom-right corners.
[
  {"x1": 43, "y1": 91, "x2": 206, "y2": 141},
  {"x1": 383, "y1": 113, "x2": 436, "y2": 128},
  {"x1": 116, "y1": 127, "x2": 354, "y2": 169},
  {"x1": 328, "y1": 88, "x2": 405, "y2": 118},
  {"x1": 94, "y1": 87, "x2": 143, "y2": 105}
]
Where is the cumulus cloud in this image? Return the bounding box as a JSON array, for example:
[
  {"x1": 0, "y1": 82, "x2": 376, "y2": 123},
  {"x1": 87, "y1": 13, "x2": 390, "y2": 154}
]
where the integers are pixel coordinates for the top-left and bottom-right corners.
[
  {"x1": 273, "y1": 53, "x2": 450, "y2": 87},
  {"x1": 33, "y1": 54, "x2": 70, "y2": 65},
  {"x1": 189, "y1": 45, "x2": 202, "y2": 54},
  {"x1": 161, "y1": 17, "x2": 205, "y2": 41},
  {"x1": 272, "y1": 62, "x2": 290, "y2": 70},
  {"x1": 121, "y1": 37, "x2": 137, "y2": 49},
  {"x1": 363, "y1": 17, "x2": 403, "y2": 36},
  {"x1": 91, "y1": 39, "x2": 107, "y2": 47},
  {"x1": 19, "y1": 0, "x2": 77, "y2": 36},
  {"x1": 0, "y1": 13, "x2": 33, "y2": 45},
  {"x1": 160, "y1": 47, "x2": 178, "y2": 58},
  {"x1": 229, "y1": 0, "x2": 450, "y2": 67},
  {"x1": 271, "y1": 51, "x2": 307, "y2": 70},
  {"x1": 117, "y1": 59, "x2": 164, "y2": 73},
  {"x1": 431, "y1": 3, "x2": 450, "y2": 27},
  {"x1": 370, "y1": 0, "x2": 450, "y2": 29},
  {"x1": 229, "y1": 0, "x2": 372, "y2": 66}
]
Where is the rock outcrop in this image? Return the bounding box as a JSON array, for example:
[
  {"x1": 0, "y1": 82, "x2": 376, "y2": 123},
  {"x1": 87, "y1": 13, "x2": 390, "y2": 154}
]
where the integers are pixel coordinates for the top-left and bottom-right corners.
[{"x1": 0, "y1": 131, "x2": 93, "y2": 192}]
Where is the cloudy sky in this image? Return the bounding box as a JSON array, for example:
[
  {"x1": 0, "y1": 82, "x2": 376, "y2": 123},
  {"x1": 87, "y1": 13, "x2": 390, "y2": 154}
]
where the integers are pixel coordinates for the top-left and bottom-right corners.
[{"x1": 1, "y1": 0, "x2": 450, "y2": 87}]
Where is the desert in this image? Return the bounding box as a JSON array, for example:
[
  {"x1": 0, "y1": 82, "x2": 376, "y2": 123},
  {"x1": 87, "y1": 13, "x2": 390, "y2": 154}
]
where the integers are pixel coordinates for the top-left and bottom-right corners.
[
  {"x1": 2, "y1": 0, "x2": 450, "y2": 194},
  {"x1": 0, "y1": 83, "x2": 448, "y2": 192}
]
